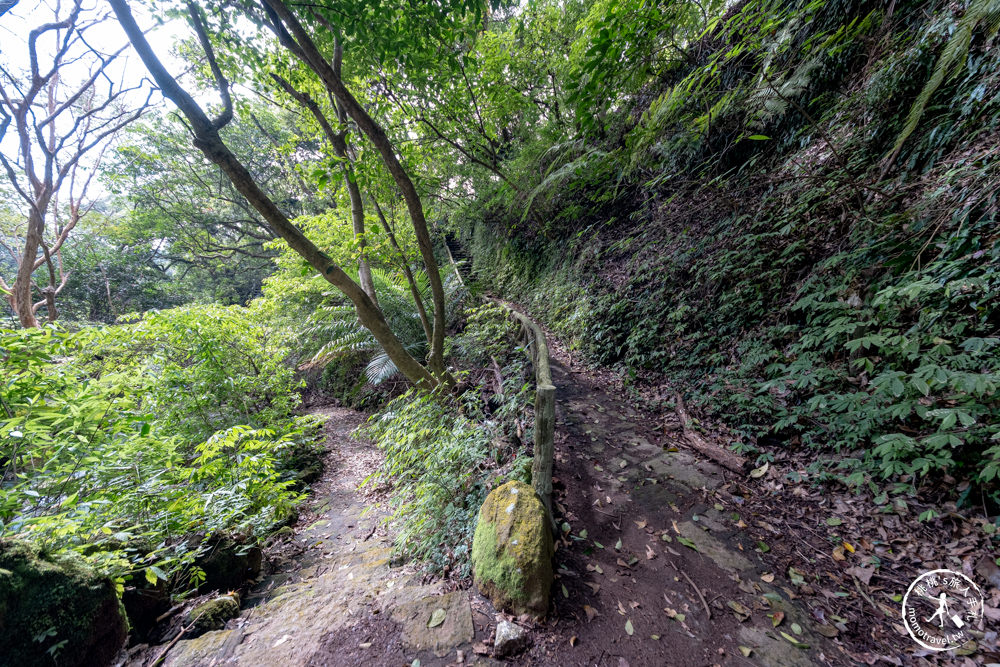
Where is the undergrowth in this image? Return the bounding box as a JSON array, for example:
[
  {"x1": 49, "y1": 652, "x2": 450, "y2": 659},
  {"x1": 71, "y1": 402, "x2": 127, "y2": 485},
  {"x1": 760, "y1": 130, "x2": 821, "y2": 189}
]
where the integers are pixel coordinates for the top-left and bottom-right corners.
[
  {"x1": 456, "y1": 0, "x2": 1000, "y2": 507},
  {"x1": 0, "y1": 305, "x2": 323, "y2": 596},
  {"x1": 362, "y1": 302, "x2": 534, "y2": 576}
]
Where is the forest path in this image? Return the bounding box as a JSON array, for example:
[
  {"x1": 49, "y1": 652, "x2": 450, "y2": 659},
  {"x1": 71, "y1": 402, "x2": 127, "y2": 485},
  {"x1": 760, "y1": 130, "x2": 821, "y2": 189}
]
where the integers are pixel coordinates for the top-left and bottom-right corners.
[
  {"x1": 155, "y1": 354, "x2": 836, "y2": 666},
  {"x1": 516, "y1": 326, "x2": 834, "y2": 666},
  {"x1": 158, "y1": 406, "x2": 495, "y2": 667}
]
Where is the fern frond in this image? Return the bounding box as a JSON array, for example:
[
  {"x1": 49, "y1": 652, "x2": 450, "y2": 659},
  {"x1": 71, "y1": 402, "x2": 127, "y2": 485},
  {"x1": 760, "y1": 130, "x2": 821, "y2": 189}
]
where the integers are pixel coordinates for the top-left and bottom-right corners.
[
  {"x1": 365, "y1": 351, "x2": 399, "y2": 384},
  {"x1": 888, "y1": 0, "x2": 1000, "y2": 163}
]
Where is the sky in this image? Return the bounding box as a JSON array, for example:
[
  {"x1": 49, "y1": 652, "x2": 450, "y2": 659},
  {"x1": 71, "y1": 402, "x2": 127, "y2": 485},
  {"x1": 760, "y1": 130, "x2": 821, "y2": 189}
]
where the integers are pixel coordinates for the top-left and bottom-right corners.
[{"x1": 0, "y1": 0, "x2": 191, "y2": 214}]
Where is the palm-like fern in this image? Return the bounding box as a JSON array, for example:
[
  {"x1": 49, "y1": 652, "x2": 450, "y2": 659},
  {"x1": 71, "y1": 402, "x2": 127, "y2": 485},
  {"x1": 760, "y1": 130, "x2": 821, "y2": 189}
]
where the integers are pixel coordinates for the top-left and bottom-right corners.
[
  {"x1": 307, "y1": 266, "x2": 457, "y2": 385},
  {"x1": 888, "y1": 0, "x2": 1000, "y2": 164}
]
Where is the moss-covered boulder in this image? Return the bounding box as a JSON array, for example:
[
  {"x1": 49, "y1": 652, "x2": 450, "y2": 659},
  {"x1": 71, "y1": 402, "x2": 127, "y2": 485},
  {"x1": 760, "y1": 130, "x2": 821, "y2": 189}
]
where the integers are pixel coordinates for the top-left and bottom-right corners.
[
  {"x1": 0, "y1": 539, "x2": 127, "y2": 666},
  {"x1": 187, "y1": 594, "x2": 240, "y2": 636},
  {"x1": 471, "y1": 481, "x2": 553, "y2": 619}
]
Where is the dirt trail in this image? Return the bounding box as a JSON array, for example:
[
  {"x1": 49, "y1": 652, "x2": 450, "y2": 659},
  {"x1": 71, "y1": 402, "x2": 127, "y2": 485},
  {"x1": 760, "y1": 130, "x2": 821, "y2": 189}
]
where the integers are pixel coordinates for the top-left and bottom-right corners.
[
  {"x1": 153, "y1": 363, "x2": 837, "y2": 666},
  {"x1": 155, "y1": 407, "x2": 494, "y2": 667},
  {"x1": 517, "y1": 337, "x2": 835, "y2": 666}
]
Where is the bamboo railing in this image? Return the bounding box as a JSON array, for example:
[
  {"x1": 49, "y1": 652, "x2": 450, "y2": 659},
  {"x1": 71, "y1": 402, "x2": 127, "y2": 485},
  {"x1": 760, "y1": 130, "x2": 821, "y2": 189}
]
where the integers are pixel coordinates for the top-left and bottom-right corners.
[{"x1": 491, "y1": 299, "x2": 556, "y2": 523}]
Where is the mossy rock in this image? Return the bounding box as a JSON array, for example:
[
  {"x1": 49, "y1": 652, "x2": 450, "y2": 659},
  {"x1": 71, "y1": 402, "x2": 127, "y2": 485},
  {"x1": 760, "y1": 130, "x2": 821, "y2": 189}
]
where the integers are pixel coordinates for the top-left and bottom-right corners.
[
  {"x1": 471, "y1": 481, "x2": 553, "y2": 619},
  {"x1": 187, "y1": 594, "x2": 240, "y2": 636},
  {"x1": 0, "y1": 539, "x2": 127, "y2": 666}
]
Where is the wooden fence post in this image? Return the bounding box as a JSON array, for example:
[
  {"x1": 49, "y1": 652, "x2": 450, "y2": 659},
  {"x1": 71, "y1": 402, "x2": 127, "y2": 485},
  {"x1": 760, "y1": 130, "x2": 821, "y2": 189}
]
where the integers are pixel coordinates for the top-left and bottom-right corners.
[{"x1": 532, "y1": 383, "x2": 556, "y2": 523}]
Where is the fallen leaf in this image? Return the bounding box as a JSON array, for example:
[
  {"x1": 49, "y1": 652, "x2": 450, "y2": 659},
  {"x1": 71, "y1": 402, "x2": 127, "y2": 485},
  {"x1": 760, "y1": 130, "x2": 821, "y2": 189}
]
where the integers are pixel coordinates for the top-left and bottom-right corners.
[
  {"x1": 273, "y1": 634, "x2": 292, "y2": 648},
  {"x1": 739, "y1": 646, "x2": 753, "y2": 658},
  {"x1": 756, "y1": 541, "x2": 770, "y2": 553},
  {"x1": 750, "y1": 462, "x2": 769, "y2": 478},
  {"x1": 634, "y1": 519, "x2": 647, "y2": 529},
  {"x1": 472, "y1": 642, "x2": 489, "y2": 655},
  {"x1": 615, "y1": 538, "x2": 622, "y2": 550},
  {"x1": 561, "y1": 584, "x2": 569, "y2": 598},
  {"x1": 791, "y1": 622, "x2": 802, "y2": 635},
  {"x1": 427, "y1": 608, "x2": 447, "y2": 628},
  {"x1": 594, "y1": 541, "x2": 605, "y2": 549},
  {"x1": 825, "y1": 517, "x2": 843, "y2": 527},
  {"x1": 579, "y1": 529, "x2": 588, "y2": 539},
  {"x1": 646, "y1": 544, "x2": 657, "y2": 560},
  {"x1": 816, "y1": 624, "x2": 839, "y2": 638},
  {"x1": 788, "y1": 567, "x2": 805, "y2": 586},
  {"x1": 761, "y1": 573, "x2": 775, "y2": 583},
  {"x1": 617, "y1": 601, "x2": 627, "y2": 615},
  {"x1": 728, "y1": 600, "x2": 751, "y2": 621},
  {"x1": 584, "y1": 605, "x2": 598, "y2": 622},
  {"x1": 677, "y1": 537, "x2": 698, "y2": 551},
  {"x1": 570, "y1": 636, "x2": 578, "y2": 647},
  {"x1": 771, "y1": 611, "x2": 784, "y2": 627},
  {"x1": 843, "y1": 541, "x2": 855, "y2": 553},
  {"x1": 586, "y1": 582, "x2": 601, "y2": 594},
  {"x1": 617, "y1": 558, "x2": 630, "y2": 568},
  {"x1": 629, "y1": 601, "x2": 640, "y2": 609},
  {"x1": 625, "y1": 619, "x2": 634, "y2": 636},
  {"x1": 832, "y1": 545, "x2": 846, "y2": 561},
  {"x1": 671, "y1": 519, "x2": 680, "y2": 534},
  {"x1": 845, "y1": 565, "x2": 875, "y2": 585},
  {"x1": 779, "y1": 631, "x2": 809, "y2": 649},
  {"x1": 651, "y1": 634, "x2": 660, "y2": 640}
]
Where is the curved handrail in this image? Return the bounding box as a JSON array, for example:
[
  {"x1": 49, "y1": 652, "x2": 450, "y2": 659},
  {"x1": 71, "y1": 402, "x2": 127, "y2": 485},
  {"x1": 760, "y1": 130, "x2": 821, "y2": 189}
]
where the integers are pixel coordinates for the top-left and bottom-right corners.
[{"x1": 489, "y1": 299, "x2": 556, "y2": 523}]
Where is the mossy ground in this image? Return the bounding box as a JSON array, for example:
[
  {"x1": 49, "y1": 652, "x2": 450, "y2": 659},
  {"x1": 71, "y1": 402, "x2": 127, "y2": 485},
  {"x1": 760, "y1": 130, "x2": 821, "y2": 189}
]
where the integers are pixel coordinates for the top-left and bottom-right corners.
[{"x1": 0, "y1": 539, "x2": 127, "y2": 667}]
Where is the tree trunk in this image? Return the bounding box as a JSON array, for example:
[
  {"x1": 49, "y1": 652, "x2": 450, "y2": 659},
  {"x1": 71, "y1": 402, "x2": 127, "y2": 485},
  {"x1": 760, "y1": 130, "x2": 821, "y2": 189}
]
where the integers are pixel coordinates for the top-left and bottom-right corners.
[
  {"x1": 12, "y1": 208, "x2": 44, "y2": 328},
  {"x1": 371, "y1": 197, "x2": 433, "y2": 346},
  {"x1": 107, "y1": 0, "x2": 437, "y2": 390},
  {"x1": 261, "y1": 0, "x2": 448, "y2": 380}
]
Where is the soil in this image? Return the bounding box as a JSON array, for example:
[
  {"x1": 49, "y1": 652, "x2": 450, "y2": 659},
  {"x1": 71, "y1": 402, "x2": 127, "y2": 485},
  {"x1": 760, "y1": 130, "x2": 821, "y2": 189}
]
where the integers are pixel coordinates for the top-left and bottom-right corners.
[{"x1": 513, "y1": 345, "x2": 831, "y2": 666}]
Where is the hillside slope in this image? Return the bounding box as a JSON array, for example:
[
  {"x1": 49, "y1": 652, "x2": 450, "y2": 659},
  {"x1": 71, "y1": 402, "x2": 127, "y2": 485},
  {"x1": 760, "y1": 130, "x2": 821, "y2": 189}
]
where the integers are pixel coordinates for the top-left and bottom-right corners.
[{"x1": 458, "y1": 0, "x2": 1000, "y2": 512}]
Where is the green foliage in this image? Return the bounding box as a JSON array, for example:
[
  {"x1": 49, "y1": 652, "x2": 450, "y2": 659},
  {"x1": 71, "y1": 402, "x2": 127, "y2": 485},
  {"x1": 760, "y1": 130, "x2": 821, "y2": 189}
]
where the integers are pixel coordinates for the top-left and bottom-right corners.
[
  {"x1": 363, "y1": 302, "x2": 532, "y2": 576},
  {"x1": 451, "y1": 0, "x2": 1000, "y2": 504},
  {"x1": 363, "y1": 390, "x2": 492, "y2": 576},
  {"x1": 890, "y1": 0, "x2": 1000, "y2": 160},
  {"x1": 307, "y1": 268, "x2": 461, "y2": 385},
  {"x1": 568, "y1": 0, "x2": 723, "y2": 131},
  {"x1": 77, "y1": 304, "x2": 303, "y2": 442},
  {"x1": 453, "y1": 303, "x2": 518, "y2": 363},
  {"x1": 0, "y1": 308, "x2": 320, "y2": 597}
]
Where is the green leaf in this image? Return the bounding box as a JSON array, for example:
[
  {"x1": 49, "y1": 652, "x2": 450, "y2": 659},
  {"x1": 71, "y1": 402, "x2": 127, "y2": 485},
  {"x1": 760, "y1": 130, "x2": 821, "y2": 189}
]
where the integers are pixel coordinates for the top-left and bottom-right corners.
[
  {"x1": 747, "y1": 134, "x2": 771, "y2": 140},
  {"x1": 677, "y1": 537, "x2": 698, "y2": 551},
  {"x1": 427, "y1": 608, "x2": 447, "y2": 628},
  {"x1": 625, "y1": 619, "x2": 634, "y2": 636}
]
